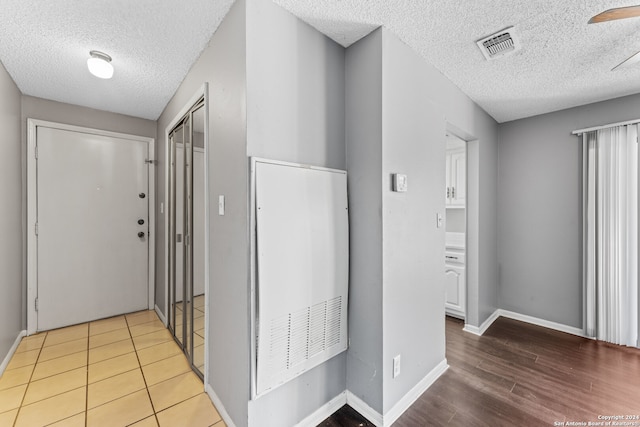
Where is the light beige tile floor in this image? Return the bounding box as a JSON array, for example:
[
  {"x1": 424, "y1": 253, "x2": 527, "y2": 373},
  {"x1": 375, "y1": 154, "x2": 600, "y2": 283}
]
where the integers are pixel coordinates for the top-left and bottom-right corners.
[{"x1": 0, "y1": 310, "x2": 224, "y2": 427}]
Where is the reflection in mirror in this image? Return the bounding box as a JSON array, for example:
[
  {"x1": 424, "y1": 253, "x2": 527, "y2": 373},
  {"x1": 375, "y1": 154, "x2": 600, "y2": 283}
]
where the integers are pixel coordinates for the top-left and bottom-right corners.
[
  {"x1": 192, "y1": 105, "x2": 205, "y2": 375},
  {"x1": 167, "y1": 97, "x2": 205, "y2": 381},
  {"x1": 171, "y1": 126, "x2": 185, "y2": 346},
  {"x1": 184, "y1": 114, "x2": 192, "y2": 365}
]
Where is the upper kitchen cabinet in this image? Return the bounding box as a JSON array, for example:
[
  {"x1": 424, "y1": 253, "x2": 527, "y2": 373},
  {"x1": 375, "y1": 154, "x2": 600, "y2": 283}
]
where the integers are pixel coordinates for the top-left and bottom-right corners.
[{"x1": 445, "y1": 134, "x2": 466, "y2": 208}]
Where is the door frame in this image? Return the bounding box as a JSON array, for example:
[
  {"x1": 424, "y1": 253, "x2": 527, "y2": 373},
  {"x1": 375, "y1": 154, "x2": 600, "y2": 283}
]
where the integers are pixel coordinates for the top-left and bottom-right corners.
[
  {"x1": 445, "y1": 124, "x2": 473, "y2": 325},
  {"x1": 163, "y1": 83, "x2": 209, "y2": 382},
  {"x1": 26, "y1": 119, "x2": 156, "y2": 335}
]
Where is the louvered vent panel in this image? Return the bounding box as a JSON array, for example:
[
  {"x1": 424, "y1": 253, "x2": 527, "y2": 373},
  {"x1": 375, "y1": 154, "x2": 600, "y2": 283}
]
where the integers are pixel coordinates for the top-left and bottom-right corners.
[
  {"x1": 308, "y1": 301, "x2": 327, "y2": 357},
  {"x1": 326, "y1": 296, "x2": 342, "y2": 347},
  {"x1": 268, "y1": 315, "x2": 289, "y2": 374},
  {"x1": 476, "y1": 26, "x2": 520, "y2": 60},
  {"x1": 262, "y1": 296, "x2": 345, "y2": 381},
  {"x1": 288, "y1": 308, "x2": 310, "y2": 367}
]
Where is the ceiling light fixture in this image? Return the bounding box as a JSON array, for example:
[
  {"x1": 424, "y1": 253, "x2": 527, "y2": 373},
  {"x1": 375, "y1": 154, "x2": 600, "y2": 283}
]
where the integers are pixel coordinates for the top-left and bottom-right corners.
[{"x1": 87, "y1": 50, "x2": 114, "y2": 79}]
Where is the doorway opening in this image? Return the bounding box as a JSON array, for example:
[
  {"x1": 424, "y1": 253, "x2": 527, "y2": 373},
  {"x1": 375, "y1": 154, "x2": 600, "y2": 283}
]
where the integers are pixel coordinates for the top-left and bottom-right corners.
[{"x1": 444, "y1": 132, "x2": 467, "y2": 320}]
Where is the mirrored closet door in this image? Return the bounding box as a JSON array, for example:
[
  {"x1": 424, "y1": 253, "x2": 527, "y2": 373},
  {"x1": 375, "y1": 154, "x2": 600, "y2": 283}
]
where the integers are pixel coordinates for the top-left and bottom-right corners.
[{"x1": 168, "y1": 97, "x2": 205, "y2": 379}]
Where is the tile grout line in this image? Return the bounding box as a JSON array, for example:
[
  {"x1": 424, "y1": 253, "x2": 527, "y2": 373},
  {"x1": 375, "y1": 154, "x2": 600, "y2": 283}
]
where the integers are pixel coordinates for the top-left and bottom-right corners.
[
  {"x1": 12, "y1": 331, "x2": 48, "y2": 427},
  {"x1": 86, "y1": 322, "x2": 91, "y2": 427},
  {"x1": 129, "y1": 311, "x2": 208, "y2": 425},
  {"x1": 125, "y1": 314, "x2": 162, "y2": 427},
  {"x1": 18, "y1": 326, "x2": 88, "y2": 426}
]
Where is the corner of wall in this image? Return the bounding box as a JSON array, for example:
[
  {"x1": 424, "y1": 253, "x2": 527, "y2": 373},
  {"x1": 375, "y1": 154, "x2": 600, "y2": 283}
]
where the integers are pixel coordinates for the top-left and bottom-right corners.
[{"x1": 0, "y1": 61, "x2": 24, "y2": 361}]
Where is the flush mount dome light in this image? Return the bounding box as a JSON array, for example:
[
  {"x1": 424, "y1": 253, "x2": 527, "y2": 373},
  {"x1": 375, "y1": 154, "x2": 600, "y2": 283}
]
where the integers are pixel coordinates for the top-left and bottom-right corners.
[{"x1": 87, "y1": 50, "x2": 114, "y2": 79}]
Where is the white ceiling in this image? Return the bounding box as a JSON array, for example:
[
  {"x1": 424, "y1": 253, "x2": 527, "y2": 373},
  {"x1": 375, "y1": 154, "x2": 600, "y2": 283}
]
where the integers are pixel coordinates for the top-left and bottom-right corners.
[
  {"x1": 0, "y1": 0, "x2": 233, "y2": 120},
  {"x1": 273, "y1": 0, "x2": 640, "y2": 122},
  {"x1": 2, "y1": 1, "x2": 640, "y2": 123}
]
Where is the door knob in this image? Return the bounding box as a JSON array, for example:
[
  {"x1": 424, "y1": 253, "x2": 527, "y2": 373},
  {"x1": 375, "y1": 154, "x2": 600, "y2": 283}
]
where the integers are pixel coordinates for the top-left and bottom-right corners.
[
  {"x1": 138, "y1": 231, "x2": 145, "y2": 238},
  {"x1": 138, "y1": 219, "x2": 145, "y2": 225},
  {"x1": 139, "y1": 193, "x2": 146, "y2": 199}
]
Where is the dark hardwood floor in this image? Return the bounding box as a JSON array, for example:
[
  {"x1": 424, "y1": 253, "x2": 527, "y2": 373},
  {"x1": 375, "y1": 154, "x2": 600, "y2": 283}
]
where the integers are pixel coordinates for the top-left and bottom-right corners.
[{"x1": 320, "y1": 316, "x2": 640, "y2": 426}]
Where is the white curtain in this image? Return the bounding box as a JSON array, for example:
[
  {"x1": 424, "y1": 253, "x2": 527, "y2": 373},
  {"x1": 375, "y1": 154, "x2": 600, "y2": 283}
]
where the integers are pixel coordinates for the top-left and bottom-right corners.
[{"x1": 583, "y1": 125, "x2": 638, "y2": 347}]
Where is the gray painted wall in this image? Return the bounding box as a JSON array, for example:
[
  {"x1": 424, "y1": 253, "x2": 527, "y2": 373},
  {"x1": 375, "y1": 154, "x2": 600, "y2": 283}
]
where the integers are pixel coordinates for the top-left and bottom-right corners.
[
  {"x1": 22, "y1": 96, "x2": 156, "y2": 138},
  {"x1": 155, "y1": 1, "x2": 249, "y2": 425},
  {"x1": 343, "y1": 27, "x2": 499, "y2": 416},
  {"x1": 245, "y1": 0, "x2": 347, "y2": 425},
  {"x1": 376, "y1": 31, "x2": 500, "y2": 331},
  {"x1": 498, "y1": 92, "x2": 640, "y2": 329},
  {"x1": 381, "y1": 30, "x2": 448, "y2": 413},
  {"x1": 246, "y1": 0, "x2": 345, "y2": 170},
  {"x1": 345, "y1": 28, "x2": 384, "y2": 412},
  {"x1": 366, "y1": 34, "x2": 499, "y2": 331},
  {"x1": 0, "y1": 61, "x2": 23, "y2": 364}
]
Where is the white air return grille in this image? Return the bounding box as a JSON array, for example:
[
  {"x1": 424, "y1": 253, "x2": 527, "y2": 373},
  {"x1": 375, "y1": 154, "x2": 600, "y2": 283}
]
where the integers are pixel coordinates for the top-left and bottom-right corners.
[
  {"x1": 308, "y1": 301, "x2": 328, "y2": 357},
  {"x1": 476, "y1": 26, "x2": 520, "y2": 60},
  {"x1": 264, "y1": 296, "x2": 343, "y2": 378},
  {"x1": 253, "y1": 159, "x2": 349, "y2": 397}
]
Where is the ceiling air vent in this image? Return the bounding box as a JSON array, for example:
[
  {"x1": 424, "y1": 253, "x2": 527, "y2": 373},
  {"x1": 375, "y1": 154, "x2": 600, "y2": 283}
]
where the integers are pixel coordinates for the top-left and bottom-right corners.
[{"x1": 476, "y1": 26, "x2": 520, "y2": 60}]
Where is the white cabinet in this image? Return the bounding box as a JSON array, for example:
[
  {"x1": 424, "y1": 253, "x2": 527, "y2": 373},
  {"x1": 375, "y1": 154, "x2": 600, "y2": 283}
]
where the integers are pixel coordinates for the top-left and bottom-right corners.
[
  {"x1": 445, "y1": 149, "x2": 466, "y2": 208},
  {"x1": 445, "y1": 248, "x2": 465, "y2": 319}
]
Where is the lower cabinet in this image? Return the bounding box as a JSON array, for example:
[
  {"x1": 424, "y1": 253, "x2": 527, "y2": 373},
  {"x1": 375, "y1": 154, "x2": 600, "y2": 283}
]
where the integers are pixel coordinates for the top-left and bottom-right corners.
[{"x1": 445, "y1": 264, "x2": 465, "y2": 319}]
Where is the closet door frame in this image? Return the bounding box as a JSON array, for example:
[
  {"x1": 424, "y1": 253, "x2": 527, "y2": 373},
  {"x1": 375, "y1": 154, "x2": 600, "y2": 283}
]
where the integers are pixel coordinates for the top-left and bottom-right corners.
[{"x1": 164, "y1": 84, "x2": 209, "y2": 382}]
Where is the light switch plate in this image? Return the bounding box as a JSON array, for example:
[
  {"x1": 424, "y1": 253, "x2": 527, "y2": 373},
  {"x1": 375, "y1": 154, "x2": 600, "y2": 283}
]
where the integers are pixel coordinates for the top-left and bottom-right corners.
[
  {"x1": 393, "y1": 174, "x2": 408, "y2": 192},
  {"x1": 218, "y1": 195, "x2": 225, "y2": 215},
  {"x1": 393, "y1": 354, "x2": 401, "y2": 378}
]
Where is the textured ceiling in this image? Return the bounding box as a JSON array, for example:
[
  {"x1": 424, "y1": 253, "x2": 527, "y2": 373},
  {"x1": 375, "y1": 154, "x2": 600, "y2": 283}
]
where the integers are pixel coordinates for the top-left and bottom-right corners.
[
  {"x1": 3, "y1": 1, "x2": 640, "y2": 123},
  {"x1": 0, "y1": 0, "x2": 233, "y2": 120},
  {"x1": 273, "y1": 0, "x2": 640, "y2": 122}
]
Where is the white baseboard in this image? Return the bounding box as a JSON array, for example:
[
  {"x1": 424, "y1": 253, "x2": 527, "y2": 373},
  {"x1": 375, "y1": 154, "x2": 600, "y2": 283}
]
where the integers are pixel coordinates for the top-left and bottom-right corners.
[
  {"x1": 498, "y1": 310, "x2": 586, "y2": 338},
  {"x1": 154, "y1": 304, "x2": 167, "y2": 326},
  {"x1": 463, "y1": 309, "x2": 500, "y2": 336},
  {"x1": 462, "y1": 309, "x2": 586, "y2": 338},
  {"x1": 382, "y1": 359, "x2": 449, "y2": 426},
  {"x1": 295, "y1": 391, "x2": 347, "y2": 427},
  {"x1": 346, "y1": 391, "x2": 383, "y2": 427},
  {"x1": 1, "y1": 330, "x2": 27, "y2": 376},
  {"x1": 205, "y1": 384, "x2": 237, "y2": 427}
]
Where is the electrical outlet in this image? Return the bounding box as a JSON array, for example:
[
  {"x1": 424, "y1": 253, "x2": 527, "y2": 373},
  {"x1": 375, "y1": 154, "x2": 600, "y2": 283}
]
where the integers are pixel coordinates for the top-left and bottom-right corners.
[{"x1": 393, "y1": 354, "x2": 401, "y2": 378}]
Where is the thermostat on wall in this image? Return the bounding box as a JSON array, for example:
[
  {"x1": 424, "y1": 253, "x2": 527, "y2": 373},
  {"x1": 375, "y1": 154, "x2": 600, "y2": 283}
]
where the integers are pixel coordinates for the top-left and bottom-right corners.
[{"x1": 392, "y1": 174, "x2": 408, "y2": 192}]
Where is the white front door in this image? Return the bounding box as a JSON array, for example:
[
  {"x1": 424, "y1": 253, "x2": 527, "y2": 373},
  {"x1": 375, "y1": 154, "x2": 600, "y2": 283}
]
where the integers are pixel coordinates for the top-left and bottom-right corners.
[{"x1": 36, "y1": 126, "x2": 150, "y2": 331}]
